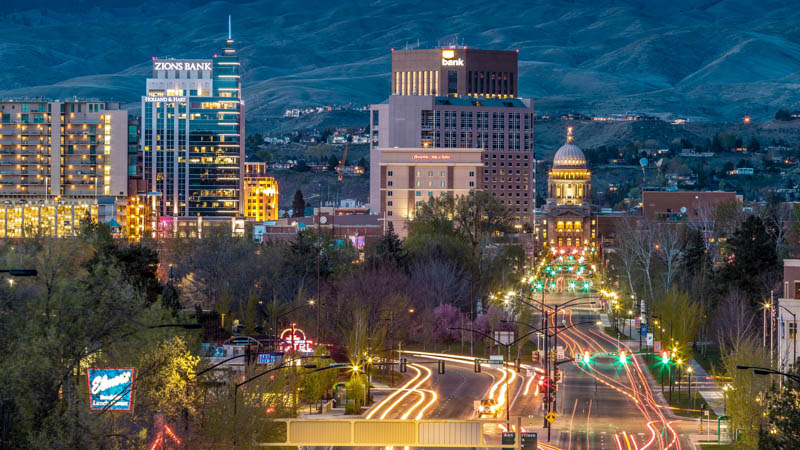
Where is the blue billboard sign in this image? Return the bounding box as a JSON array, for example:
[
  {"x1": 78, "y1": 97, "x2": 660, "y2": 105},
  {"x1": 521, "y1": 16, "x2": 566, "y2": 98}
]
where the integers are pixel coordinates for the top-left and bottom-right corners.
[
  {"x1": 87, "y1": 368, "x2": 136, "y2": 411},
  {"x1": 257, "y1": 353, "x2": 282, "y2": 365}
]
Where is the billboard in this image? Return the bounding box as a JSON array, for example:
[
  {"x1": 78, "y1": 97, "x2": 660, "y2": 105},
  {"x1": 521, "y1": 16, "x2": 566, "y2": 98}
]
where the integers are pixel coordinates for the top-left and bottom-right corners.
[{"x1": 87, "y1": 368, "x2": 136, "y2": 411}]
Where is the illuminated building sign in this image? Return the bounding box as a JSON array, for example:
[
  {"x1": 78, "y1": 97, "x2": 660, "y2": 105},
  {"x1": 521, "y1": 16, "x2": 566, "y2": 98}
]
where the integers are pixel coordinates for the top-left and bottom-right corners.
[
  {"x1": 153, "y1": 61, "x2": 212, "y2": 71},
  {"x1": 144, "y1": 96, "x2": 187, "y2": 103},
  {"x1": 442, "y1": 58, "x2": 464, "y2": 66},
  {"x1": 412, "y1": 154, "x2": 452, "y2": 161},
  {"x1": 86, "y1": 368, "x2": 136, "y2": 411},
  {"x1": 280, "y1": 327, "x2": 314, "y2": 353}
]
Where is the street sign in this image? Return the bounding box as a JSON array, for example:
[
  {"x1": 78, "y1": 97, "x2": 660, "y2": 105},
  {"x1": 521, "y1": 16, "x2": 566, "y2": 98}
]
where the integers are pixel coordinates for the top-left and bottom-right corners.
[
  {"x1": 501, "y1": 432, "x2": 515, "y2": 445},
  {"x1": 545, "y1": 412, "x2": 557, "y2": 423},
  {"x1": 521, "y1": 431, "x2": 538, "y2": 450},
  {"x1": 654, "y1": 341, "x2": 662, "y2": 353},
  {"x1": 556, "y1": 345, "x2": 565, "y2": 360},
  {"x1": 640, "y1": 324, "x2": 647, "y2": 337},
  {"x1": 494, "y1": 331, "x2": 514, "y2": 345},
  {"x1": 489, "y1": 355, "x2": 504, "y2": 362},
  {"x1": 646, "y1": 333, "x2": 654, "y2": 347}
]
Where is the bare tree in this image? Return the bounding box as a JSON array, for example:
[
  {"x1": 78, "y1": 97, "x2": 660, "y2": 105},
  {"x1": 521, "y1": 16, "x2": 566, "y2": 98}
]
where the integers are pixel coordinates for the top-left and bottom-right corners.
[
  {"x1": 613, "y1": 217, "x2": 639, "y2": 296},
  {"x1": 655, "y1": 223, "x2": 684, "y2": 292},
  {"x1": 410, "y1": 256, "x2": 469, "y2": 310},
  {"x1": 713, "y1": 289, "x2": 757, "y2": 349},
  {"x1": 633, "y1": 219, "x2": 657, "y2": 300}
]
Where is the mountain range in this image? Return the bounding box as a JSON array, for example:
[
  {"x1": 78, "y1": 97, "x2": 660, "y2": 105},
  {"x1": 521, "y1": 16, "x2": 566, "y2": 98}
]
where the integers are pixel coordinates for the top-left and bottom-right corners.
[{"x1": 3, "y1": 0, "x2": 800, "y2": 122}]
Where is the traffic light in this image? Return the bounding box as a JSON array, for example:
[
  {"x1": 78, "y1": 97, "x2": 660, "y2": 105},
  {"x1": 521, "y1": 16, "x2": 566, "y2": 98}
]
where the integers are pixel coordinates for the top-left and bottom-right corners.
[
  {"x1": 619, "y1": 350, "x2": 627, "y2": 365},
  {"x1": 532, "y1": 351, "x2": 541, "y2": 364},
  {"x1": 438, "y1": 360, "x2": 445, "y2": 374},
  {"x1": 400, "y1": 358, "x2": 407, "y2": 373},
  {"x1": 661, "y1": 351, "x2": 670, "y2": 364},
  {"x1": 474, "y1": 359, "x2": 481, "y2": 373},
  {"x1": 515, "y1": 358, "x2": 521, "y2": 372},
  {"x1": 582, "y1": 351, "x2": 591, "y2": 365}
]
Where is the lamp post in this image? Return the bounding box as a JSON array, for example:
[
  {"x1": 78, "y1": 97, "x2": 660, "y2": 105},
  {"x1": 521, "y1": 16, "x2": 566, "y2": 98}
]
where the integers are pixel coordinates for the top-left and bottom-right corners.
[
  {"x1": 449, "y1": 325, "x2": 553, "y2": 430},
  {"x1": 735, "y1": 365, "x2": 800, "y2": 383},
  {"x1": 687, "y1": 366, "x2": 693, "y2": 408}
]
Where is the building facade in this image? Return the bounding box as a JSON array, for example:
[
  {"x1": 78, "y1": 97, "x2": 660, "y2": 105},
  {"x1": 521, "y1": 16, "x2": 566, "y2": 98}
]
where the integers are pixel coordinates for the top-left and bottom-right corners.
[
  {"x1": 779, "y1": 259, "x2": 800, "y2": 372},
  {"x1": 378, "y1": 147, "x2": 482, "y2": 236},
  {"x1": 141, "y1": 35, "x2": 244, "y2": 218},
  {"x1": 391, "y1": 48, "x2": 518, "y2": 98},
  {"x1": 370, "y1": 95, "x2": 533, "y2": 224},
  {"x1": 0, "y1": 100, "x2": 128, "y2": 198},
  {"x1": 537, "y1": 129, "x2": 597, "y2": 249},
  {"x1": 243, "y1": 161, "x2": 278, "y2": 221},
  {"x1": 0, "y1": 100, "x2": 129, "y2": 236}
]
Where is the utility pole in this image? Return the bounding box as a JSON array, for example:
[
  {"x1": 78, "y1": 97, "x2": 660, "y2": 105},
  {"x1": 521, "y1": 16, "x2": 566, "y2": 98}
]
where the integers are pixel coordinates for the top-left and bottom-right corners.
[{"x1": 316, "y1": 182, "x2": 322, "y2": 344}]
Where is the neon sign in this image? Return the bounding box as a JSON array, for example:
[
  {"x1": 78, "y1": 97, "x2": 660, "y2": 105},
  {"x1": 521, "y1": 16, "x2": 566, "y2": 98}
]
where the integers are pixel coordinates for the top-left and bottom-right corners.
[{"x1": 280, "y1": 326, "x2": 315, "y2": 353}]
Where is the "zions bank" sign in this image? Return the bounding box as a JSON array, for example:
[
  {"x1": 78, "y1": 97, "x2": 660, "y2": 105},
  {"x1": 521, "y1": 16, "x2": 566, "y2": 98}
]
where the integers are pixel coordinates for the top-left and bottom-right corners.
[{"x1": 154, "y1": 61, "x2": 212, "y2": 71}]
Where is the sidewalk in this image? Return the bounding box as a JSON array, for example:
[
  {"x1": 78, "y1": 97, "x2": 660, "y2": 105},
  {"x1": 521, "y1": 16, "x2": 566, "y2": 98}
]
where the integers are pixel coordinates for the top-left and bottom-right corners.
[{"x1": 686, "y1": 359, "x2": 725, "y2": 416}]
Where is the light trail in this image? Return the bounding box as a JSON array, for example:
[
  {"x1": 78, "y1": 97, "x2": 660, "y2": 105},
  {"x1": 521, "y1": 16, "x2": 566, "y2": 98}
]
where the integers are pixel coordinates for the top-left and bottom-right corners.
[
  {"x1": 379, "y1": 363, "x2": 431, "y2": 419},
  {"x1": 552, "y1": 307, "x2": 682, "y2": 450},
  {"x1": 365, "y1": 364, "x2": 422, "y2": 419},
  {"x1": 398, "y1": 364, "x2": 433, "y2": 419}
]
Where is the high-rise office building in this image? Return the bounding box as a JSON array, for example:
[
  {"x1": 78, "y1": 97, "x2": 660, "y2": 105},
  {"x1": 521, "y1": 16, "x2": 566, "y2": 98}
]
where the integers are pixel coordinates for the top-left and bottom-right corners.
[
  {"x1": 141, "y1": 31, "x2": 244, "y2": 218},
  {"x1": 370, "y1": 47, "x2": 534, "y2": 225},
  {"x1": 243, "y1": 161, "x2": 278, "y2": 221},
  {"x1": 391, "y1": 48, "x2": 518, "y2": 98}
]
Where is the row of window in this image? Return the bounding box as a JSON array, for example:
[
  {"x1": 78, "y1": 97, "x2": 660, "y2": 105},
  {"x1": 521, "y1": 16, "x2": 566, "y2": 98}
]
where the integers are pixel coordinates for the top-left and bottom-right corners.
[
  {"x1": 422, "y1": 111, "x2": 530, "y2": 130},
  {"x1": 424, "y1": 131, "x2": 531, "y2": 150}
]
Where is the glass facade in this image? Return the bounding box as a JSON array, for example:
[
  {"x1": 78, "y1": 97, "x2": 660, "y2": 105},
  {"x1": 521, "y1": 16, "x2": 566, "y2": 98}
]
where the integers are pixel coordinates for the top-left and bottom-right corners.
[{"x1": 142, "y1": 37, "x2": 243, "y2": 217}]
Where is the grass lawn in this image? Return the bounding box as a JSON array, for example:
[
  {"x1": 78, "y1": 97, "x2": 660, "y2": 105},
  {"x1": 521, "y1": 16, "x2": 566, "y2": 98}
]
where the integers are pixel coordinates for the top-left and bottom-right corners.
[
  {"x1": 699, "y1": 444, "x2": 736, "y2": 449},
  {"x1": 640, "y1": 354, "x2": 719, "y2": 419},
  {"x1": 604, "y1": 326, "x2": 628, "y2": 340},
  {"x1": 694, "y1": 346, "x2": 724, "y2": 375}
]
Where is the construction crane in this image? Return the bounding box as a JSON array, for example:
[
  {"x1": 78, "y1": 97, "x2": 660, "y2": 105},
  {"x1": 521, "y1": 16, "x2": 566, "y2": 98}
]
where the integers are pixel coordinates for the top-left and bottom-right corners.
[{"x1": 336, "y1": 143, "x2": 348, "y2": 182}]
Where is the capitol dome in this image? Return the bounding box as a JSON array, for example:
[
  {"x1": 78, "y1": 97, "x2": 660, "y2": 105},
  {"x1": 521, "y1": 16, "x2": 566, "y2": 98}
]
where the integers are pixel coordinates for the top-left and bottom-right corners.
[{"x1": 552, "y1": 142, "x2": 587, "y2": 169}]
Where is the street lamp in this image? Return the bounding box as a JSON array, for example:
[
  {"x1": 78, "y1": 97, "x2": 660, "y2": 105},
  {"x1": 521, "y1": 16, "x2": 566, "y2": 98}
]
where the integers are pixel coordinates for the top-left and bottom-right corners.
[
  {"x1": 687, "y1": 366, "x2": 693, "y2": 408},
  {"x1": 735, "y1": 365, "x2": 800, "y2": 383}
]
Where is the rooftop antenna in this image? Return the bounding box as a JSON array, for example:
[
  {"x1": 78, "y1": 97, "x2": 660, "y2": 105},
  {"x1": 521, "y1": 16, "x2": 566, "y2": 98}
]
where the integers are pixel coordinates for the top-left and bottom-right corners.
[{"x1": 228, "y1": 14, "x2": 232, "y2": 39}]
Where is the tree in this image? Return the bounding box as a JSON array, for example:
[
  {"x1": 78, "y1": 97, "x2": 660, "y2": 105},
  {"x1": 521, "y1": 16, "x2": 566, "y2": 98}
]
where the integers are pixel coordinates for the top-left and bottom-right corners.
[
  {"x1": 293, "y1": 189, "x2": 306, "y2": 217},
  {"x1": 720, "y1": 336, "x2": 771, "y2": 449},
  {"x1": 710, "y1": 134, "x2": 724, "y2": 153},
  {"x1": 294, "y1": 159, "x2": 310, "y2": 172},
  {"x1": 655, "y1": 288, "x2": 704, "y2": 350},
  {"x1": 370, "y1": 222, "x2": 407, "y2": 269},
  {"x1": 655, "y1": 223, "x2": 683, "y2": 292},
  {"x1": 718, "y1": 215, "x2": 780, "y2": 305},
  {"x1": 432, "y1": 304, "x2": 462, "y2": 344},
  {"x1": 357, "y1": 156, "x2": 368, "y2": 173},
  {"x1": 748, "y1": 137, "x2": 761, "y2": 152},
  {"x1": 327, "y1": 153, "x2": 339, "y2": 172},
  {"x1": 760, "y1": 367, "x2": 800, "y2": 447},
  {"x1": 136, "y1": 336, "x2": 201, "y2": 420},
  {"x1": 775, "y1": 109, "x2": 793, "y2": 121},
  {"x1": 682, "y1": 227, "x2": 708, "y2": 279}
]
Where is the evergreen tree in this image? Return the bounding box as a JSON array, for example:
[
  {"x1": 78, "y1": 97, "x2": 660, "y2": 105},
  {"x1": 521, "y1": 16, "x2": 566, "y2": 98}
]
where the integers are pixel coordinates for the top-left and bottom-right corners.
[
  {"x1": 327, "y1": 154, "x2": 339, "y2": 171},
  {"x1": 357, "y1": 156, "x2": 368, "y2": 173},
  {"x1": 748, "y1": 137, "x2": 761, "y2": 152},
  {"x1": 711, "y1": 134, "x2": 724, "y2": 153},
  {"x1": 371, "y1": 222, "x2": 407, "y2": 268},
  {"x1": 292, "y1": 189, "x2": 306, "y2": 217},
  {"x1": 294, "y1": 159, "x2": 310, "y2": 172},
  {"x1": 775, "y1": 109, "x2": 793, "y2": 121},
  {"x1": 682, "y1": 228, "x2": 707, "y2": 277},
  {"x1": 718, "y1": 215, "x2": 779, "y2": 304}
]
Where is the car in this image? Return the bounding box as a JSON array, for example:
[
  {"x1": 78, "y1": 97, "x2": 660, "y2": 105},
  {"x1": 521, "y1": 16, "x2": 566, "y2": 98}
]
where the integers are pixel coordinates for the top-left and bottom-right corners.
[{"x1": 476, "y1": 399, "x2": 500, "y2": 418}]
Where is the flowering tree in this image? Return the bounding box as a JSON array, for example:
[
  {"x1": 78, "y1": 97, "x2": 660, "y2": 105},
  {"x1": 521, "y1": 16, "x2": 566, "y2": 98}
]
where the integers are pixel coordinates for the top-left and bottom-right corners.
[{"x1": 433, "y1": 304, "x2": 462, "y2": 343}]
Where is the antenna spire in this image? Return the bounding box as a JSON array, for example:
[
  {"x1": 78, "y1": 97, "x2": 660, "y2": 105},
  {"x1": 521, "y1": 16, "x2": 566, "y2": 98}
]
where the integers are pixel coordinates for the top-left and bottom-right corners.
[
  {"x1": 228, "y1": 15, "x2": 232, "y2": 39},
  {"x1": 566, "y1": 126, "x2": 574, "y2": 144}
]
